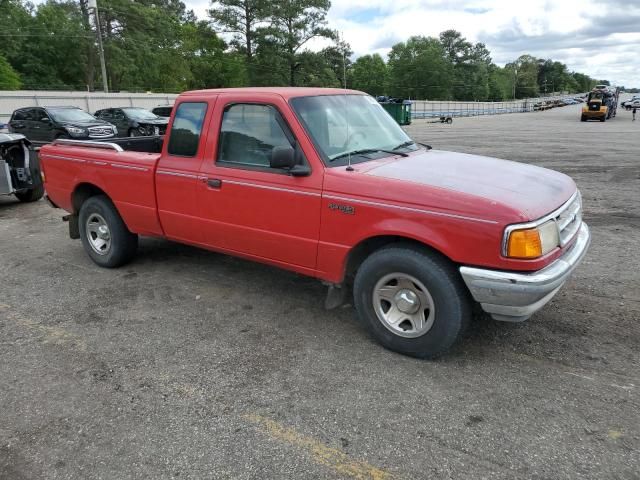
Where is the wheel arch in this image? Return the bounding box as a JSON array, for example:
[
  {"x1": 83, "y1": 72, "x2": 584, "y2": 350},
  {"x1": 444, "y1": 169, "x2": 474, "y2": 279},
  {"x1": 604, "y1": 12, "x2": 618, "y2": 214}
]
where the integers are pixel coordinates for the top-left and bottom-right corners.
[
  {"x1": 71, "y1": 182, "x2": 110, "y2": 214},
  {"x1": 343, "y1": 234, "x2": 454, "y2": 284}
]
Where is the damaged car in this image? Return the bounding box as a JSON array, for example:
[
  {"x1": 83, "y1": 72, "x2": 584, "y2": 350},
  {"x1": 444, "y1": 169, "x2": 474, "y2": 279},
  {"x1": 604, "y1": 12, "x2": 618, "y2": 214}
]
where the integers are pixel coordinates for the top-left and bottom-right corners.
[{"x1": 0, "y1": 133, "x2": 44, "y2": 203}]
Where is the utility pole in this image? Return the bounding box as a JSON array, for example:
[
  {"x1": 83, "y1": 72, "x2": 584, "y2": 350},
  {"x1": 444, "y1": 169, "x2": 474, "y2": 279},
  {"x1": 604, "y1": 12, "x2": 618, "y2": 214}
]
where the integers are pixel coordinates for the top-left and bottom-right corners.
[{"x1": 89, "y1": 0, "x2": 108, "y2": 93}]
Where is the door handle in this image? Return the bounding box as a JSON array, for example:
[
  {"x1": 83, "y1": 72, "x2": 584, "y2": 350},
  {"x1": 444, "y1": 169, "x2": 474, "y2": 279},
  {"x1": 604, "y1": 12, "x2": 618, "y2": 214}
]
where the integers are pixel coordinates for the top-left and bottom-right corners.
[{"x1": 206, "y1": 178, "x2": 222, "y2": 189}]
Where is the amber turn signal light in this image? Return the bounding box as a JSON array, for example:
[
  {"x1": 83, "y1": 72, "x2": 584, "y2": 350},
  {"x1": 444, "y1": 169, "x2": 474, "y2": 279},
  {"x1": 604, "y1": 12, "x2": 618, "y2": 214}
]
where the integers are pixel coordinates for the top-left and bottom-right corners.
[{"x1": 506, "y1": 228, "x2": 542, "y2": 258}]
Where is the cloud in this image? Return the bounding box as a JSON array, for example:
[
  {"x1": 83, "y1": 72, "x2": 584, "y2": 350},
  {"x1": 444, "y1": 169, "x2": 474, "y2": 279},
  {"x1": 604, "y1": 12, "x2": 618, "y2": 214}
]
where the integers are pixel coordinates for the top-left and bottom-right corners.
[{"x1": 325, "y1": 0, "x2": 640, "y2": 86}]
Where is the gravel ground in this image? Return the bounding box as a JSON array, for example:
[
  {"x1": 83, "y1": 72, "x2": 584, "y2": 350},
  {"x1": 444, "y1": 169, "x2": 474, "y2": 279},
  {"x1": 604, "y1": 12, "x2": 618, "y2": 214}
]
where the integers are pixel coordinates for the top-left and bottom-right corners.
[{"x1": 1, "y1": 103, "x2": 639, "y2": 479}]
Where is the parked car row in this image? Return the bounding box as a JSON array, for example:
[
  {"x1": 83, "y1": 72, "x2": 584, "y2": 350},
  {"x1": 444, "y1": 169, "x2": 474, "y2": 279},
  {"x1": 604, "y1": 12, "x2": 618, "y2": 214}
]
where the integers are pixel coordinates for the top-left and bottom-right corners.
[
  {"x1": 7, "y1": 104, "x2": 172, "y2": 146},
  {"x1": 533, "y1": 97, "x2": 584, "y2": 111}
]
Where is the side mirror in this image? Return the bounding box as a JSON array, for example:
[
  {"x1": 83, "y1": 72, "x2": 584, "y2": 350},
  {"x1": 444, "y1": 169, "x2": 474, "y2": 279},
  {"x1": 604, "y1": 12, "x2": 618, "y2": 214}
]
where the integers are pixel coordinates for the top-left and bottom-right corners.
[{"x1": 270, "y1": 145, "x2": 296, "y2": 169}]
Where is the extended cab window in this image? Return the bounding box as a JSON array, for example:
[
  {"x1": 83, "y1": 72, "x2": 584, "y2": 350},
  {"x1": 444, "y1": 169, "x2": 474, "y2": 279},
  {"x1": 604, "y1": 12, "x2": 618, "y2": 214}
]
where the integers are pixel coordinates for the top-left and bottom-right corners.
[
  {"x1": 217, "y1": 104, "x2": 292, "y2": 169},
  {"x1": 168, "y1": 102, "x2": 207, "y2": 157}
]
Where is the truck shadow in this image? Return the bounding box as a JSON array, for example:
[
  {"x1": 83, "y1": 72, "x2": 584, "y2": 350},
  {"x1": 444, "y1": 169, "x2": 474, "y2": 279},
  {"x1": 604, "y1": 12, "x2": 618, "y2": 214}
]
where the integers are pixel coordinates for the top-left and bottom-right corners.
[{"x1": 131, "y1": 237, "x2": 526, "y2": 363}]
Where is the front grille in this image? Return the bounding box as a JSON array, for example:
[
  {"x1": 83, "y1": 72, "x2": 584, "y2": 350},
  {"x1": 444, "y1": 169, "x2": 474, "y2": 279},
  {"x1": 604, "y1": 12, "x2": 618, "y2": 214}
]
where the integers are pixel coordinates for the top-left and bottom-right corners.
[
  {"x1": 142, "y1": 124, "x2": 165, "y2": 136},
  {"x1": 555, "y1": 193, "x2": 582, "y2": 246},
  {"x1": 88, "y1": 126, "x2": 115, "y2": 138}
]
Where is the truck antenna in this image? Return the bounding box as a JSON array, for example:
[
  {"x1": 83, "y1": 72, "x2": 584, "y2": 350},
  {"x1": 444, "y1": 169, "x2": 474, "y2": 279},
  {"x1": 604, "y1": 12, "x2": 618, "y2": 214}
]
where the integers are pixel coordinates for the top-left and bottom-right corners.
[{"x1": 342, "y1": 31, "x2": 354, "y2": 172}]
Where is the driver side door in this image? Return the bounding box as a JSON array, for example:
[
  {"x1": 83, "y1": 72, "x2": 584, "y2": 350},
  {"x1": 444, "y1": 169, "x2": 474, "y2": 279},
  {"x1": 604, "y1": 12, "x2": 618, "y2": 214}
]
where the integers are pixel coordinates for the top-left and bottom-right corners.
[{"x1": 197, "y1": 97, "x2": 323, "y2": 270}]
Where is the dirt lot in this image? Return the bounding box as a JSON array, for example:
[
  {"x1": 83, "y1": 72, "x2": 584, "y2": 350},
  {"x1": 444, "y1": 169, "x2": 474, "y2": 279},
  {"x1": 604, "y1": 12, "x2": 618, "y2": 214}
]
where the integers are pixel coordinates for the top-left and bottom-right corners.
[{"x1": 1, "y1": 104, "x2": 638, "y2": 479}]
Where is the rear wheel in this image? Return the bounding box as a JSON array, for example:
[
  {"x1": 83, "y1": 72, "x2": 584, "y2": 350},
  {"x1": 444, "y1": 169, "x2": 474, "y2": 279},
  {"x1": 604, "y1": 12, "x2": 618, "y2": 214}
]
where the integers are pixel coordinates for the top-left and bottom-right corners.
[
  {"x1": 580, "y1": 115, "x2": 586, "y2": 122},
  {"x1": 600, "y1": 116, "x2": 606, "y2": 122},
  {"x1": 78, "y1": 195, "x2": 138, "y2": 268},
  {"x1": 353, "y1": 245, "x2": 471, "y2": 359}
]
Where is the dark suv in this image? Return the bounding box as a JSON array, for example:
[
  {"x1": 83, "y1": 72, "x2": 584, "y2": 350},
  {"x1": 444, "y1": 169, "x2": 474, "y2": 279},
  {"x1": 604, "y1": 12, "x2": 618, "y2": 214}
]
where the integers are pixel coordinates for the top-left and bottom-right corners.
[
  {"x1": 8, "y1": 106, "x2": 117, "y2": 145},
  {"x1": 94, "y1": 107, "x2": 168, "y2": 137}
]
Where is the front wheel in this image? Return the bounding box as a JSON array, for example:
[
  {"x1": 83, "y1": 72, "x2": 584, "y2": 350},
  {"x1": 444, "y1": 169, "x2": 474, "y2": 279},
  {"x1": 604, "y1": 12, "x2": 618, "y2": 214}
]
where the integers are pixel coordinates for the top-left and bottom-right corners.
[
  {"x1": 353, "y1": 245, "x2": 471, "y2": 359},
  {"x1": 78, "y1": 195, "x2": 138, "y2": 268}
]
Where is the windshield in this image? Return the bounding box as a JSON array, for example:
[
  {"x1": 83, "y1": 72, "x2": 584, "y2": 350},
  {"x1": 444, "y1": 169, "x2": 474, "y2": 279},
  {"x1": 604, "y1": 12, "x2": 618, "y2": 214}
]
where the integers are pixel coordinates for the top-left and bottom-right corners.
[
  {"x1": 291, "y1": 94, "x2": 418, "y2": 166},
  {"x1": 49, "y1": 108, "x2": 97, "y2": 123},
  {"x1": 123, "y1": 108, "x2": 159, "y2": 120}
]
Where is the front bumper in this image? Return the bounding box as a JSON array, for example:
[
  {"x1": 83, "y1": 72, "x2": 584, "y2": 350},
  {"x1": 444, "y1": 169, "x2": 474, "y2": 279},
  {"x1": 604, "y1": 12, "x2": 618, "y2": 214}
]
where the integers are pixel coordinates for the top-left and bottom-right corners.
[{"x1": 460, "y1": 222, "x2": 591, "y2": 322}]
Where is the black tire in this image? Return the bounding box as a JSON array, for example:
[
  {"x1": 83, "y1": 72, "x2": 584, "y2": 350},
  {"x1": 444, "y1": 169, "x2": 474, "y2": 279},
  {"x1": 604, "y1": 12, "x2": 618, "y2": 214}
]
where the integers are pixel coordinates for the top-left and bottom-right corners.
[
  {"x1": 14, "y1": 150, "x2": 44, "y2": 202},
  {"x1": 14, "y1": 184, "x2": 44, "y2": 202},
  {"x1": 580, "y1": 115, "x2": 586, "y2": 122},
  {"x1": 353, "y1": 245, "x2": 471, "y2": 359},
  {"x1": 600, "y1": 116, "x2": 606, "y2": 122},
  {"x1": 78, "y1": 195, "x2": 138, "y2": 268}
]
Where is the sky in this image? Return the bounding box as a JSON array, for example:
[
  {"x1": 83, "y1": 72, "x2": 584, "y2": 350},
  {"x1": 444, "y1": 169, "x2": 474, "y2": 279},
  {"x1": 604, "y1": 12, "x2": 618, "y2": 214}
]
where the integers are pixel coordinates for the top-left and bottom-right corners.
[{"x1": 184, "y1": 0, "x2": 639, "y2": 87}]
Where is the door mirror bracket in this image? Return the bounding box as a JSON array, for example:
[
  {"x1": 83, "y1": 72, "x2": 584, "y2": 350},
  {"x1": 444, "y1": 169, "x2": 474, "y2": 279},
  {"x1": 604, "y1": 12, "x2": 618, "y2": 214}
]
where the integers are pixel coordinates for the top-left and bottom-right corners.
[{"x1": 289, "y1": 164, "x2": 311, "y2": 177}]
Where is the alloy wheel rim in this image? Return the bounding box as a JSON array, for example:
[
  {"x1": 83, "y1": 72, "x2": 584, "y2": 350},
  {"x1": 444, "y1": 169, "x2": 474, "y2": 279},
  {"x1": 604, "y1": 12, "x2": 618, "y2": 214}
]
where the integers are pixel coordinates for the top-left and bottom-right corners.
[
  {"x1": 372, "y1": 273, "x2": 436, "y2": 338},
  {"x1": 86, "y1": 213, "x2": 111, "y2": 255}
]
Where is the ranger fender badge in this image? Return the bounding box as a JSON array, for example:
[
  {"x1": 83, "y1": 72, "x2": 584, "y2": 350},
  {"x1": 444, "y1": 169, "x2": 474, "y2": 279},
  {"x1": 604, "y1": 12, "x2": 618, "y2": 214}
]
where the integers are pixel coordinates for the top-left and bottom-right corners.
[{"x1": 328, "y1": 202, "x2": 355, "y2": 215}]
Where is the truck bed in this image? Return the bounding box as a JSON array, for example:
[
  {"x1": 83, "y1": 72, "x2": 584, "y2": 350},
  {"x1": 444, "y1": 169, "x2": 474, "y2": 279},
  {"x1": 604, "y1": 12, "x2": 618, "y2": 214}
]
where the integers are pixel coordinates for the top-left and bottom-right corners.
[{"x1": 40, "y1": 138, "x2": 164, "y2": 236}]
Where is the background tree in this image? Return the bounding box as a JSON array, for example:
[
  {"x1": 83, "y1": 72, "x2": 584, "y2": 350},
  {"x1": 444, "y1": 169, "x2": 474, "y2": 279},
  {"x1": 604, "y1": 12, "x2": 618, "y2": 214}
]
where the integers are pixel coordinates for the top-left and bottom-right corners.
[
  {"x1": 0, "y1": 54, "x2": 21, "y2": 90},
  {"x1": 506, "y1": 54, "x2": 539, "y2": 98},
  {"x1": 208, "y1": 0, "x2": 267, "y2": 84},
  {"x1": 318, "y1": 35, "x2": 352, "y2": 88},
  {"x1": 387, "y1": 36, "x2": 453, "y2": 99},
  {"x1": 267, "y1": 0, "x2": 334, "y2": 86},
  {"x1": 351, "y1": 54, "x2": 387, "y2": 96},
  {"x1": 180, "y1": 19, "x2": 246, "y2": 89},
  {"x1": 0, "y1": 0, "x2": 608, "y2": 97}
]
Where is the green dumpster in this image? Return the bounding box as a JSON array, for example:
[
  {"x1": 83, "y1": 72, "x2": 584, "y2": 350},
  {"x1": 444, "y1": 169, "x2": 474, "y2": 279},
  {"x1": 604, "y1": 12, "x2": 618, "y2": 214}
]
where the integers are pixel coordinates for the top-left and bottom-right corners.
[{"x1": 380, "y1": 100, "x2": 412, "y2": 125}]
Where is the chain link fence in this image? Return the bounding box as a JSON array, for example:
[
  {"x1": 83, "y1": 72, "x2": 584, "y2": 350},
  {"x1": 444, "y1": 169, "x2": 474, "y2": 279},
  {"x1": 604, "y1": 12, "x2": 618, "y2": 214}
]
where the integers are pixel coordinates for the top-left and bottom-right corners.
[{"x1": 410, "y1": 95, "x2": 571, "y2": 119}]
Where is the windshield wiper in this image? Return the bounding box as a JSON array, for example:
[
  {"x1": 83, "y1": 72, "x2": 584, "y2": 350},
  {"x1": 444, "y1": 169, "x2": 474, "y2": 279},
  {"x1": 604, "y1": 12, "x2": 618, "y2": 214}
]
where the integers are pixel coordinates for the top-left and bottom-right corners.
[
  {"x1": 392, "y1": 140, "x2": 415, "y2": 151},
  {"x1": 392, "y1": 140, "x2": 432, "y2": 151},
  {"x1": 329, "y1": 148, "x2": 408, "y2": 162}
]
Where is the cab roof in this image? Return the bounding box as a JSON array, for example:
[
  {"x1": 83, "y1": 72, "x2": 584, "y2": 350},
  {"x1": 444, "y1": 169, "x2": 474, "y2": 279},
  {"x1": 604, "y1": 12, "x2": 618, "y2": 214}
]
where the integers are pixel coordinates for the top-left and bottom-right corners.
[{"x1": 181, "y1": 87, "x2": 365, "y2": 99}]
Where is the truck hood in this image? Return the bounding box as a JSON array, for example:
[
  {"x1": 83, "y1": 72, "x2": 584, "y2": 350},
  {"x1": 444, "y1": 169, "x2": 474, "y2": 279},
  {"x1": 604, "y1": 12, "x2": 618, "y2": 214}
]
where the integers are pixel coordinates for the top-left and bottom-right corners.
[{"x1": 360, "y1": 149, "x2": 576, "y2": 221}]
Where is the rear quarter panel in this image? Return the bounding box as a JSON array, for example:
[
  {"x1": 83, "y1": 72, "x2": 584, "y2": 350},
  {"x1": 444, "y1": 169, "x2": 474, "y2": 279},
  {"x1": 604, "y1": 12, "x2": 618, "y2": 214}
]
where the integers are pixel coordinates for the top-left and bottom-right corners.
[{"x1": 39, "y1": 145, "x2": 163, "y2": 236}]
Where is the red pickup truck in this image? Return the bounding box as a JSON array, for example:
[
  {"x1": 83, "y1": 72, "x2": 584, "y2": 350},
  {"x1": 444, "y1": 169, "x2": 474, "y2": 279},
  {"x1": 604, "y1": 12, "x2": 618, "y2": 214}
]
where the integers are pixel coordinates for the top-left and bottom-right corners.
[{"x1": 40, "y1": 88, "x2": 590, "y2": 358}]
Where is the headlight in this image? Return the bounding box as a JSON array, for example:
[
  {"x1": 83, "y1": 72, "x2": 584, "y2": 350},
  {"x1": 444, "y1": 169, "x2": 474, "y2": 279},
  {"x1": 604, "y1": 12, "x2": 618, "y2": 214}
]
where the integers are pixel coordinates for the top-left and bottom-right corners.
[
  {"x1": 65, "y1": 126, "x2": 86, "y2": 136},
  {"x1": 504, "y1": 220, "x2": 560, "y2": 259}
]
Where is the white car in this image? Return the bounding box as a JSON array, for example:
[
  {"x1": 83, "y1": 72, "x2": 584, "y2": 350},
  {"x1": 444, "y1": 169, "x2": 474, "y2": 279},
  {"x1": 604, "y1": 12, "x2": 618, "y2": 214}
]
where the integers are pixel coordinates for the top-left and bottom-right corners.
[{"x1": 622, "y1": 97, "x2": 640, "y2": 109}]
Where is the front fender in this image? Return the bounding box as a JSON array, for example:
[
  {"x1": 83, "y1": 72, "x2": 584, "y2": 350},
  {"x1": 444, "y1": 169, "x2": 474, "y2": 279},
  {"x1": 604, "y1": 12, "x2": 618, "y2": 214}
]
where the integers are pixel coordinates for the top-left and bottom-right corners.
[{"x1": 317, "y1": 207, "x2": 503, "y2": 283}]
